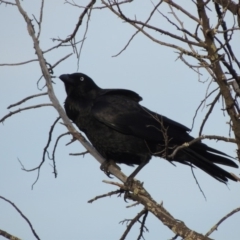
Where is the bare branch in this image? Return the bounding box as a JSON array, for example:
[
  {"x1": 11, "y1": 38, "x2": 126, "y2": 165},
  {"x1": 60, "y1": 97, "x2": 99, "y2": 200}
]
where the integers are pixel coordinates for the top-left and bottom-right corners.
[
  {"x1": 0, "y1": 104, "x2": 53, "y2": 123},
  {"x1": 199, "y1": 92, "x2": 221, "y2": 136},
  {"x1": 41, "y1": 117, "x2": 61, "y2": 177},
  {"x1": 0, "y1": 0, "x2": 16, "y2": 5},
  {"x1": 0, "y1": 59, "x2": 38, "y2": 66},
  {"x1": 214, "y1": 3, "x2": 240, "y2": 68},
  {"x1": 59, "y1": 0, "x2": 96, "y2": 43},
  {"x1": 112, "y1": 30, "x2": 139, "y2": 57},
  {"x1": 17, "y1": 117, "x2": 61, "y2": 188},
  {"x1": 214, "y1": 0, "x2": 240, "y2": 27},
  {"x1": 37, "y1": 0, "x2": 44, "y2": 39},
  {"x1": 126, "y1": 202, "x2": 139, "y2": 208},
  {"x1": 169, "y1": 134, "x2": 237, "y2": 159},
  {"x1": 191, "y1": 87, "x2": 219, "y2": 131},
  {"x1": 137, "y1": 210, "x2": 148, "y2": 240},
  {"x1": 7, "y1": 92, "x2": 48, "y2": 109},
  {"x1": 205, "y1": 207, "x2": 240, "y2": 237},
  {"x1": 48, "y1": 53, "x2": 73, "y2": 71},
  {"x1": 102, "y1": 0, "x2": 208, "y2": 59},
  {"x1": 76, "y1": 4, "x2": 93, "y2": 68},
  {"x1": 190, "y1": 166, "x2": 207, "y2": 200},
  {"x1": 69, "y1": 150, "x2": 89, "y2": 156},
  {"x1": 88, "y1": 189, "x2": 123, "y2": 203},
  {"x1": 197, "y1": 0, "x2": 240, "y2": 151},
  {"x1": 51, "y1": 132, "x2": 70, "y2": 175},
  {"x1": 162, "y1": 0, "x2": 200, "y2": 23},
  {"x1": 115, "y1": 1, "x2": 203, "y2": 47},
  {"x1": 112, "y1": 0, "x2": 163, "y2": 57},
  {"x1": 0, "y1": 229, "x2": 21, "y2": 240},
  {"x1": 0, "y1": 195, "x2": 40, "y2": 240},
  {"x1": 119, "y1": 208, "x2": 148, "y2": 240},
  {"x1": 65, "y1": 0, "x2": 133, "y2": 10}
]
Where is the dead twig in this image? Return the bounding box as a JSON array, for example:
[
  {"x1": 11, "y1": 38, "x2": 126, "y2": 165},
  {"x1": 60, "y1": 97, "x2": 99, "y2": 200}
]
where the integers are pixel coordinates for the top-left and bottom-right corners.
[
  {"x1": 168, "y1": 134, "x2": 237, "y2": 159},
  {"x1": 48, "y1": 53, "x2": 73, "y2": 71},
  {"x1": 41, "y1": 117, "x2": 61, "y2": 178},
  {"x1": 205, "y1": 207, "x2": 240, "y2": 237},
  {"x1": 7, "y1": 92, "x2": 48, "y2": 109},
  {"x1": 0, "y1": 104, "x2": 53, "y2": 123},
  {"x1": 199, "y1": 92, "x2": 221, "y2": 136},
  {"x1": 190, "y1": 166, "x2": 207, "y2": 200},
  {"x1": 119, "y1": 208, "x2": 148, "y2": 240},
  {"x1": 88, "y1": 189, "x2": 123, "y2": 203},
  {"x1": 0, "y1": 195, "x2": 40, "y2": 240},
  {"x1": 191, "y1": 87, "x2": 219, "y2": 131},
  {"x1": 112, "y1": 0, "x2": 163, "y2": 57},
  {"x1": 0, "y1": 59, "x2": 38, "y2": 66},
  {"x1": 0, "y1": 0, "x2": 16, "y2": 5},
  {"x1": 69, "y1": 150, "x2": 89, "y2": 156}
]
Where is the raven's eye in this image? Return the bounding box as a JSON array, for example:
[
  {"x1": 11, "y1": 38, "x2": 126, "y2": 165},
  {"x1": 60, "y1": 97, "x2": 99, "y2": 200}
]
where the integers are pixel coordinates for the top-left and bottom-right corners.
[{"x1": 80, "y1": 77, "x2": 84, "y2": 81}]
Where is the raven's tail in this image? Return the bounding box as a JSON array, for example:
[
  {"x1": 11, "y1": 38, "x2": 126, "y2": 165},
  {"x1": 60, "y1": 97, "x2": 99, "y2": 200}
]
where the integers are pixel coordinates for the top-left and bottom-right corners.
[{"x1": 181, "y1": 147, "x2": 239, "y2": 183}]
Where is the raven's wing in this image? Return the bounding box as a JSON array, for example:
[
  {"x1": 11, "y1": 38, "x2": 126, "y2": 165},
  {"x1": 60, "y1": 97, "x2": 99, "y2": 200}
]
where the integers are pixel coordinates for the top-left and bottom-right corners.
[
  {"x1": 92, "y1": 92, "x2": 191, "y2": 144},
  {"x1": 92, "y1": 91, "x2": 238, "y2": 170},
  {"x1": 99, "y1": 89, "x2": 143, "y2": 102}
]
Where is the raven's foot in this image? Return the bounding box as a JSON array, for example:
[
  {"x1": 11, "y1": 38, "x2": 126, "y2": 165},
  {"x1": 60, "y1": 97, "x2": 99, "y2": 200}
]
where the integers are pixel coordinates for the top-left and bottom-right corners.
[
  {"x1": 124, "y1": 176, "x2": 143, "y2": 189},
  {"x1": 123, "y1": 178, "x2": 144, "y2": 201},
  {"x1": 100, "y1": 160, "x2": 121, "y2": 178}
]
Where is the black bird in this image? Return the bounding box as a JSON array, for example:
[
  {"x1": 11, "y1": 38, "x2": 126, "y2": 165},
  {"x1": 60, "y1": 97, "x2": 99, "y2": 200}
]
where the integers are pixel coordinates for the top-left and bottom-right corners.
[{"x1": 59, "y1": 72, "x2": 239, "y2": 183}]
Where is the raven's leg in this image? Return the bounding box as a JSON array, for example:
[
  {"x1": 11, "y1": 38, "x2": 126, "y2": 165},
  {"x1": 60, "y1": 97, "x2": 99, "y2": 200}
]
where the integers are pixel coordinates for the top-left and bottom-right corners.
[
  {"x1": 126, "y1": 159, "x2": 150, "y2": 186},
  {"x1": 100, "y1": 159, "x2": 121, "y2": 178}
]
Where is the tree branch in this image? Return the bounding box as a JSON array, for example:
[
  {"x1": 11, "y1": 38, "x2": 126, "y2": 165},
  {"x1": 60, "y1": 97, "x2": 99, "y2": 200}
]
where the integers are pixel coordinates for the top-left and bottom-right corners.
[
  {"x1": 0, "y1": 195, "x2": 40, "y2": 240},
  {"x1": 0, "y1": 104, "x2": 53, "y2": 123},
  {"x1": 205, "y1": 206, "x2": 240, "y2": 237},
  {"x1": 7, "y1": 92, "x2": 47, "y2": 109},
  {"x1": 0, "y1": 59, "x2": 38, "y2": 66}
]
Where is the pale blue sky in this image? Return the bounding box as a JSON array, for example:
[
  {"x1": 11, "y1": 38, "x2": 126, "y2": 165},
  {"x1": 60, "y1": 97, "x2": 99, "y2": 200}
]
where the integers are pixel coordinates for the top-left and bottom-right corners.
[{"x1": 1, "y1": 1, "x2": 240, "y2": 240}]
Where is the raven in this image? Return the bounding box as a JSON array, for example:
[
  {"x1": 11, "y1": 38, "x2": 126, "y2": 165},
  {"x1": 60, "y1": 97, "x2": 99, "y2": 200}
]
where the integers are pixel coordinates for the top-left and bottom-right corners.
[{"x1": 59, "y1": 72, "x2": 239, "y2": 183}]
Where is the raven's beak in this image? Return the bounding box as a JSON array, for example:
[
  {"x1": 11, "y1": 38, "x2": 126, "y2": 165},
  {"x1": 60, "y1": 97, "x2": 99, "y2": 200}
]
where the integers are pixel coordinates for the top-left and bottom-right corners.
[{"x1": 59, "y1": 74, "x2": 74, "y2": 84}]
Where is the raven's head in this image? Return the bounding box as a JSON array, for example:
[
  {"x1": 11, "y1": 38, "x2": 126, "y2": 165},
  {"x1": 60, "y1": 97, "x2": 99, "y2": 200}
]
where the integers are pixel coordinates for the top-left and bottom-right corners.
[{"x1": 59, "y1": 73, "x2": 100, "y2": 98}]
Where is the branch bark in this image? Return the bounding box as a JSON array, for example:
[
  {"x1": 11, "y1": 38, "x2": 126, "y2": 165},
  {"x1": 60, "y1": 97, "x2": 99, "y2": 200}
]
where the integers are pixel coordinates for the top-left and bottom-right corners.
[{"x1": 197, "y1": 0, "x2": 240, "y2": 155}]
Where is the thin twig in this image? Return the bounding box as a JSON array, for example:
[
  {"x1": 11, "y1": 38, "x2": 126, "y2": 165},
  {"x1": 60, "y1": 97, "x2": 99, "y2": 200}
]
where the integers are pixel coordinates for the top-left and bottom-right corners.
[
  {"x1": 0, "y1": 59, "x2": 38, "y2": 66},
  {"x1": 7, "y1": 92, "x2": 48, "y2": 109},
  {"x1": 205, "y1": 207, "x2": 240, "y2": 237},
  {"x1": 199, "y1": 92, "x2": 221, "y2": 136},
  {"x1": 69, "y1": 150, "x2": 89, "y2": 156},
  {"x1": 88, "y1": 189, "x2": 123, "y2": 203},
  {"x1": 43, "y1": 39, "x2": 84, "y2": 54},
  {"x1": 76, "y1": 5, "x2": 92, "y2": 69},
  {"x1": 41, "y1": 117, "x2": 61, "y2": 178},
  {"x1": 119, "y1": 208, "x2": 148, "y2": 240},
  {"x1": 0, "y1": 104, "x2": 53, "y2": 123},
  {"x1": 190, "y1": 166, "x2": 207, "y2": 200},
  {"x1": 102, "y1": 0, "x2": 208, "y2": 59},
  {"x1": 112, "y1": 0, "x2": 163, "y2": 57},
  {"x1": 54, "y1": 0, "x2": 96, "y2": 44},
  {"x1": 51, "y1": 132, "x2": 70, "y2": 176},
  {"x1": 37, "y1": 0, "x2": 44, "y2": 39},
  {"x1": 0, "y1": 195, "x2": 41, "y2": 240},
  {"x1": 48, "y1": 53, "x2": 73, "y2": 71},
  {"x1": 168, "y1": 134, "x2": 237, "y2": 159},
  {"x1": 0, "y1": 0, "x2": 16, "y2": 5},
  {"x1": 137, "y1": 210, "x2": 149, "y2": 240},
  {"x1": 191, "y1": 87, "x2": 219, "y2": 131},
  {"x1": 126, "y1": 202, "x2": 139, "y2": 208}
]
